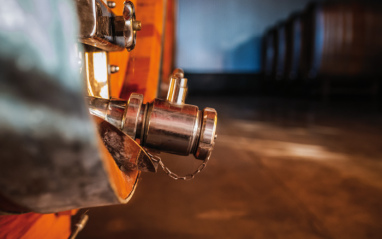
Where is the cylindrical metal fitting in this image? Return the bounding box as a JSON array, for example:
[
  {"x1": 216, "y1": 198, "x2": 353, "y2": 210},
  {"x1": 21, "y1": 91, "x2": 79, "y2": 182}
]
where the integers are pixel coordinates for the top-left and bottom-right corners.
[
  {"x1": 87, "y1": 96, "x2": 217, "y2": 160},
  {"x1": 132, "y1": 21, "x2": 142, "y2": 31},
  {"x1": 139, "y1": 99, "x2": 201, "y2": 156},
  {"x1": 167, "y1": 69, "x2": 188, "y2": 104},
  {"x1": 87, "y1": 67, "x2": 217, "y2": 161},
  {"x1": 87, "y1": 97, "x2": 127, "y2": 130}
]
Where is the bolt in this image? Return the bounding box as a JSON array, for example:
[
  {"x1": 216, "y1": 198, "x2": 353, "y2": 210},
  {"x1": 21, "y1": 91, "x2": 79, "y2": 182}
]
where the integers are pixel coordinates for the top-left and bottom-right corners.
[
  {"x1": 132, "y1": 21, "x2": 142, "y2": 31},
  {"x1": 107, "y1": 1, "x2": 116, "y2": 8},
  {"x1": 109, "y1": 65, "x2": 119, "y2": 74}
]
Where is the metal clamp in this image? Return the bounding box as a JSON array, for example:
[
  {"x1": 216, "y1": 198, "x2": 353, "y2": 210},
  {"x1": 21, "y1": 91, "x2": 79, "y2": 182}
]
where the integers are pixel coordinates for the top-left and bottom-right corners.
[
  {"x1": 114, "y1": 1, "x2": 142, "y2": 51},
  {"x1": 76, "y1": 0, "x2": 141, "y2": 51}
]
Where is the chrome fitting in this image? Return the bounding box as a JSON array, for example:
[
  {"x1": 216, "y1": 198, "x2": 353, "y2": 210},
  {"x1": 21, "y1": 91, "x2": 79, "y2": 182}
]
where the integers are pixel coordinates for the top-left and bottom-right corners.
[
  {"x1": 167, "y1": 69, "x2": 188, "y2": 104},
  {"x1": 114, "y1": 1, "x2": 141, "y2": 51},
  {"x1": 87, "y1": 69, "x2": 217, "y2": 161}
]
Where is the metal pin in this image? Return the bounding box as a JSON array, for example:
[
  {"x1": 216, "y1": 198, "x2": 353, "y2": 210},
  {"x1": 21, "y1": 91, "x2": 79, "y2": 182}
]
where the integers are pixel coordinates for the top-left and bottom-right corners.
[
  {"x1": 132, "y1": 21, "x2": 142, "y2": 31},
  {"x1": 69, "y1": 213, "x2": 89, "y2": 239},
  {"x1": 109, "y1": 65, "x2": 119, "y2": 74}
]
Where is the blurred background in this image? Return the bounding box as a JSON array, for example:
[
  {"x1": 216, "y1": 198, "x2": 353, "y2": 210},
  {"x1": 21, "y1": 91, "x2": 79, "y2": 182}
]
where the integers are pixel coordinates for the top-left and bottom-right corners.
[{"x1": 78, "y1": 0, "x2": 382, "y2": 238}]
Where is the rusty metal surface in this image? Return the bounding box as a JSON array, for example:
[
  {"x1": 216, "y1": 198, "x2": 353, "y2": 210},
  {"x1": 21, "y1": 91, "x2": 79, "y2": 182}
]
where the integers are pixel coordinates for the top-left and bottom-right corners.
[{"x1": 93, "y1": 116, "x2": 157, "y2": 173}]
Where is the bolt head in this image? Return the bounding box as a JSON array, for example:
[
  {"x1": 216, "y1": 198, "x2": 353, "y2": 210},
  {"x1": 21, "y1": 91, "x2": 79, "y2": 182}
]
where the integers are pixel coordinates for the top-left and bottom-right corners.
[
  {"x1": 107, "y1": 1, "x2": 116, "y2": 8},
  {"x1": 109, "y1": 65, "x2": 119, "y2": 74},
  {"x1": 133, "y1": 21, "x2": 142, "y2": 31}
]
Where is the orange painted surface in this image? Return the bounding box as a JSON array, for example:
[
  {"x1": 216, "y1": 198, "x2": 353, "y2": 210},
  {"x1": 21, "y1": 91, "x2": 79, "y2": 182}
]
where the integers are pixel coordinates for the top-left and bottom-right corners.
[
  {"x1": 109, "y1": 0, "x2": 135, "y2": 98},
  {"x1": 120, "y1": 0, "x2": 167, "y2": 102},
  {"x1": 160, "y1": 0, "x2": 176, "y2": 98},
  {"x1": 111, "y1": 0, "x2": 175, "y2": 101},
  {"x1": 0, "y1": 210, "x2": 76, "y2": 239}
]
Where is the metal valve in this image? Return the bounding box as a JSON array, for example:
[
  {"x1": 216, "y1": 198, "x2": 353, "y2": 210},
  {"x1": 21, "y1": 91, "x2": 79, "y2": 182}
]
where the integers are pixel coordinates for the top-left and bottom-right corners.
[
  {"x1": 114, "y1": 1, "x2": 141, "y2": 51},
  {"x1": 87, "y1": 69, "x2": 218, "y2": 161}
]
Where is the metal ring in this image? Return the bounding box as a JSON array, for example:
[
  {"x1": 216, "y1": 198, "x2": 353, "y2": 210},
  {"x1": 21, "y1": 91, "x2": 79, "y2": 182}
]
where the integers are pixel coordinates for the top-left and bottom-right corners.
[
  {"x1": 122, "y1": 93, "x2": 143, "y2": 139},
  {"x1": 194, "y1": 108, "x2": 217, "y2": 160}
]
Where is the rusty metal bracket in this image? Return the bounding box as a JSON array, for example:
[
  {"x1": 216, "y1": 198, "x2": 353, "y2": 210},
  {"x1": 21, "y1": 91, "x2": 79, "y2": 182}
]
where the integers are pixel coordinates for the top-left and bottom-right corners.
[{"x1": 92, "y1": 115, "x2": 158, "y2": 173}]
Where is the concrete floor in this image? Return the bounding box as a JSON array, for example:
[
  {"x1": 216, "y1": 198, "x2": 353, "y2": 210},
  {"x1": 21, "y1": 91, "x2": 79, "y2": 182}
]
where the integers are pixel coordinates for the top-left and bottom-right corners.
[{"x1": 78, "y1": 96, "x2": 382, "y2": 239}]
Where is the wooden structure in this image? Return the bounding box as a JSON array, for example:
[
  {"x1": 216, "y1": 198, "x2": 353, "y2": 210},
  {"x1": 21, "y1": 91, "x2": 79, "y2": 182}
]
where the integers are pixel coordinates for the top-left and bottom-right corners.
[
  {"x1": 262, "y1": 28, "x2": 276, "y2": 80},
  {"x1": 302, "y1": 1, "x2": 382, "y2": 80},
  {"x1": 274, "y1": 23, "x2": 287, "y2": 80},
  {"x1": 284, "y1": 14, "x2": 304, "y2": 81},
  {"x1": 261, "y1": 0, "x2": 382, "y2": 97}
]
